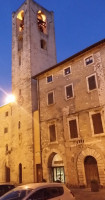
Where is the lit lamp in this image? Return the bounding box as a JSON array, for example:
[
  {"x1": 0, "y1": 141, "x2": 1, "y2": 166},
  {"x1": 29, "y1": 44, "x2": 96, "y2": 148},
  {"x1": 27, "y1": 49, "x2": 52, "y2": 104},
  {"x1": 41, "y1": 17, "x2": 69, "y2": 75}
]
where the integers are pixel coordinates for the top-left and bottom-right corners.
[
  {"x1": 5, "y1": 94, "x2": 16, "y2": 104},
  {"x1": 5, "y1": 94, "x2": 16, "y2": 116}
]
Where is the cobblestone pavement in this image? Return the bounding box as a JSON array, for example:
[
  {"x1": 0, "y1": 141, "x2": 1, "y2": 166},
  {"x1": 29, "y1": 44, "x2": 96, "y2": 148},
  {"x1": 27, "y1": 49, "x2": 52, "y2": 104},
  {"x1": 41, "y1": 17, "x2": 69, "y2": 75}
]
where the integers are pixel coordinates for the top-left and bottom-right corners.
[{"x1": 71, "y1": 188, "x2": 105, "y2": 200}]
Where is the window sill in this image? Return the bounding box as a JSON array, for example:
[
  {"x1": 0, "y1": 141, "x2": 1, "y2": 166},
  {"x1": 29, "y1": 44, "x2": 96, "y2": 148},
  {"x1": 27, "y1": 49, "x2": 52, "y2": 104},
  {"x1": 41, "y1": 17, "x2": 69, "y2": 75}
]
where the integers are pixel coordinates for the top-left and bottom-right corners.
[
  {"x1": 65, "y1": 96, "x2": 74, "y2": 101},
  {"x1": 48, "y1": 141, "x2": 58, "y2": 145},
  {"x1": 87, "y1": 88, "x2": 97, "y2": 93},
  {"x1": 92, "y1": 133, "x2": 105, "y2": 137},
  {"x1": 47, "y1": 102, "x2": 55, "y2": 106}
]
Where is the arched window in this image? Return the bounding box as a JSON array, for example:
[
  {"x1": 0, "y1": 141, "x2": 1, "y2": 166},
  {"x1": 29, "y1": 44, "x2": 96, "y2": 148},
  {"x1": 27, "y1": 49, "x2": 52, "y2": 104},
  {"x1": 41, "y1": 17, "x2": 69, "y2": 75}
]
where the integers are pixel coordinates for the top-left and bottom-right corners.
[
  {"x1": 17, "y1": 10, "x2": 24, "y2": 53},
  {"x1": 17, "y1": 10, "x2": 24, "y2": 32},
  {"x1": 19, "y1": 163, "x2": 22, "y2": 183},
  {"x1": 37, "y1": 10, "x2": 47, "y2": 33}
]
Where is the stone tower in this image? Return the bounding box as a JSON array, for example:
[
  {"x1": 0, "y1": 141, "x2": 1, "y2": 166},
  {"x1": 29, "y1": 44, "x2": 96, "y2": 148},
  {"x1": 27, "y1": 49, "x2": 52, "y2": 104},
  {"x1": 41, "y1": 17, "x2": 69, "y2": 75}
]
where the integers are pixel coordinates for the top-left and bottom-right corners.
[{"x1": 11, "y1": 0, "x2": 56, "y2": 183}]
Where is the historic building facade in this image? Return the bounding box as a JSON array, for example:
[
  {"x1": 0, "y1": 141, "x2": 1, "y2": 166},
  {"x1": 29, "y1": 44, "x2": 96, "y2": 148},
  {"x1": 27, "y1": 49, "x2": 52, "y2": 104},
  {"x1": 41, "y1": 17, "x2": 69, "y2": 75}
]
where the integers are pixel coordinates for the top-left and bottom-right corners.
[
  {"x1": 0, "y1": 0, "x2": 105, "y2": 187},
  {"x1": 34, "y1": 40, "x2": 105, "y2": 187},
  {"x1": 0, "y1": 0, "x2": 56, "y2": 184}
]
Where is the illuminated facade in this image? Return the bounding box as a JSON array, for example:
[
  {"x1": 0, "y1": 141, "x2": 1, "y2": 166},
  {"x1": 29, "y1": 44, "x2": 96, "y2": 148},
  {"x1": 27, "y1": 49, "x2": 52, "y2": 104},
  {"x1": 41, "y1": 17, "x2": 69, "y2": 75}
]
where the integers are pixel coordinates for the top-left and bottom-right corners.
[
  {"x1": 0, "y1": 0, "x2": 56, "y2": 184},
  {"x1": 35, "y1": 40, "x2": 105, "y2": 187},
  {"x1": 0, "y1": 0, "x2": 105, "y2": 187}
]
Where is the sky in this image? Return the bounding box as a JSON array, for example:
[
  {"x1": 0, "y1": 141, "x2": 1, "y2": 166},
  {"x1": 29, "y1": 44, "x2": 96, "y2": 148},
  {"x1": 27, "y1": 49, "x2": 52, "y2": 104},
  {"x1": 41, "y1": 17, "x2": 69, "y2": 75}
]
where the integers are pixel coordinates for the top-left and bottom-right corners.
[{"x1": 0, "y1": 0, "x2": 105, "y2": 106}]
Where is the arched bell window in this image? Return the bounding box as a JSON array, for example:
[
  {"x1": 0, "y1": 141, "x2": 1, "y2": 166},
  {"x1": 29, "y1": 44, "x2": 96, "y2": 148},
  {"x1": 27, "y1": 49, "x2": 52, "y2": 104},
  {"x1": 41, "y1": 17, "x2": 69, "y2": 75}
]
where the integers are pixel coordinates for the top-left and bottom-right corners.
[
  {"x1": 17, "y1": 10, "x2": 24, "y2": 32},
  {"x1": 37, "y1": 10, "x2": 47, "y2": 34}
]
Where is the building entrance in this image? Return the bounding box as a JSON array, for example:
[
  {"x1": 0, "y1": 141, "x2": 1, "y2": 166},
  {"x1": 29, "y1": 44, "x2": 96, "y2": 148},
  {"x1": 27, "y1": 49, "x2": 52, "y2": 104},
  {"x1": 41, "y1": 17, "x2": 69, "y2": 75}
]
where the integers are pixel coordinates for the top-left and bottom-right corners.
[
  {"x1": 52, "y1": 166, "x2": 65, "y2": 182},
  {"x1": 48, "y1": 153, "x2": 65, "y2": 183},
  {"x1": 84, "y1": 156, "x2": 100, "y2": 187}
]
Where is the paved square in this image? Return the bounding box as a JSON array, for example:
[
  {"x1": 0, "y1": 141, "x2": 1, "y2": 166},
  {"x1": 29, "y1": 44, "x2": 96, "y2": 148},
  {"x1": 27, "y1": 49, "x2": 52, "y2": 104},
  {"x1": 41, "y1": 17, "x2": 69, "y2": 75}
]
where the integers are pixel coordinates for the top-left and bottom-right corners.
[{"x1": 72, "y1": 188, "x2": 105, "y2": 200}]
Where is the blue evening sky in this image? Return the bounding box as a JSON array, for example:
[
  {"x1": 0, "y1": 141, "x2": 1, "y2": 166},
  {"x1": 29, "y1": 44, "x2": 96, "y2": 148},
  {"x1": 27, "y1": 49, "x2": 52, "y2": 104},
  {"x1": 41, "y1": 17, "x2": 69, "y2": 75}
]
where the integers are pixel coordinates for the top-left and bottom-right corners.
[{"x1": 0, "y1": 0, "x2": 105, "y2": 105}]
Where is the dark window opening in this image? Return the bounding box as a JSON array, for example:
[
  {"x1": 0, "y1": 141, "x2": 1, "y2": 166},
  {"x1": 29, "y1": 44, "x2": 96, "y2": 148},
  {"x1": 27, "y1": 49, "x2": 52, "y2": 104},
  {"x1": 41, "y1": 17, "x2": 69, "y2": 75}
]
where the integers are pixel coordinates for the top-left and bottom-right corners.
[
  {"x1": 5, "y1": 166, "x2": 10, "y2": 182},
  {"x1": 40, "y1": 39, "x2": 47, "y2": 50},
  {"x1": 69, "y1": 119, "x2": 78, "y2": 139},
  {"x1": 37, "y1": 10, "x2": 47, "y2": 33},
  {"x1": 88, "y1": 75, "x2": 96, "y2": 90},
  {"x1": 6, "y1": 144, "x2": 8, "y2": 154},
  {"x1": 49, "y1": 124, "x2": 56, "y2": 142},
  {"x1": 48, "y1": 92, "x2": 54, "y2": 105},
  {"x1": 19, "y1": 163, "x2": 22, "y2": 184},
  {"x1": 18, "y1": 121, "x2": 21, "y2": 129},
  {"x1": 5, "y1": 111, "x2": 8, "y2": 117},
  {"x1": 64, "y1": 67, "x2": 71, "y2": 75},
  {"x1": 66, "y1": 85, "x2": 73, "y2": 99},
  {"x1": 85, "y1": 56, "x2": 93, "y2": 65},
  {"x1": 47, "y1": 75, "x2": 52, "y2": 83},
  {"x1": 18, "y1": 35, "x2": 23, "y2": 51},
  {"x1": 92, "y1": 113, "x2": 103, "y2": 134},
  {"x1": 4, "y1": 127, "x2": 8, "y2": 134}
]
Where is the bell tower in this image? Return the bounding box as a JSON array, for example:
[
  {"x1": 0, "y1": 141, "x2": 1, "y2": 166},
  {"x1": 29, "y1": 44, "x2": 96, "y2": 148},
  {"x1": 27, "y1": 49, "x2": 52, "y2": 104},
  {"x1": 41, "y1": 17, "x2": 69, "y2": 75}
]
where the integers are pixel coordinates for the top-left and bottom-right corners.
[{"x1": 11, "y1": 0, "x2": 57, "y2": 183}]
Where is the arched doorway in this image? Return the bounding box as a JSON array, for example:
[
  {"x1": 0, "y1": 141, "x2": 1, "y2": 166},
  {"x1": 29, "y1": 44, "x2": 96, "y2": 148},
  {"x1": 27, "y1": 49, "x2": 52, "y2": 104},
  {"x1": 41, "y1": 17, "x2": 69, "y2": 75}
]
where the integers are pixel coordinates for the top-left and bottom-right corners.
[
  {"x1": 84, "y1": 156, "x2": 100, "y2": 187},
  {"x1": 48, "y1": 153, "x2": 65, "y2": 183}
]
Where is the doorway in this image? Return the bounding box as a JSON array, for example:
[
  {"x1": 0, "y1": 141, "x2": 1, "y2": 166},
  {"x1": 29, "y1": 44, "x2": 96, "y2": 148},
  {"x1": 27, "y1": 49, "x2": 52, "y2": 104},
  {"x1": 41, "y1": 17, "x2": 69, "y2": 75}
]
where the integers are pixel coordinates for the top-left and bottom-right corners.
[
  {"x1": 52, "y1": 166, "x2": 65, "y2": 182},
  {"x1": 84, "y1": 156, "x2": 100, "y2": 187},
  {"x1": 48, "y1": 153, "x2": 65, "y2": 183}
]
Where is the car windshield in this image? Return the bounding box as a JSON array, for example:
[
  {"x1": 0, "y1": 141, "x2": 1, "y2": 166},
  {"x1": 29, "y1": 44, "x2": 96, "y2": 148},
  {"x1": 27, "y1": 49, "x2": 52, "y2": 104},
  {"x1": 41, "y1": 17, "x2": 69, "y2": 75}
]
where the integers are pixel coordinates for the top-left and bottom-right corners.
[{"x1": 0, "y1": 188, "x2": 32, "y2": 200}]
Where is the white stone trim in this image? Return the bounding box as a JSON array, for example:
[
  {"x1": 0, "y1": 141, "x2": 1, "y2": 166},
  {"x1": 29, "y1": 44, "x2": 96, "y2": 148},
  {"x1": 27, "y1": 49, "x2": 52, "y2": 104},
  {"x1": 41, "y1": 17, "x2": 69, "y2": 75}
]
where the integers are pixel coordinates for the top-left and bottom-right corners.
[
  {"x1": 89, "y1": 110, "x2": 105, "y2": 136},
  {"x1": 67, "y1": 115, "x2": 80, "y2": 140},
  {"x1": 86, "y1": 73, "x2": 98, "y2": 92},
  {"x1": 84, "y1": 54, "x2": 94, "y2": 66},
  {"x1": 63, "y1": 66, "x2": 71, "y2": 76}
]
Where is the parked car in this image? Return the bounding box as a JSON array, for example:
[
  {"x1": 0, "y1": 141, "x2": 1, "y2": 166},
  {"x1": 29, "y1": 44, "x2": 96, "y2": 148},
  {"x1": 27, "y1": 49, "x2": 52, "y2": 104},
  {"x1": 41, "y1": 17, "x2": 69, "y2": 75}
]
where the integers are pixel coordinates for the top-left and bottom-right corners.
[
  {"x1": 0, "y1": 182, "x2": 75, "y2": 200},
  {"x1": 0, "y1": 183, "x2": 15, "y2": 197}
]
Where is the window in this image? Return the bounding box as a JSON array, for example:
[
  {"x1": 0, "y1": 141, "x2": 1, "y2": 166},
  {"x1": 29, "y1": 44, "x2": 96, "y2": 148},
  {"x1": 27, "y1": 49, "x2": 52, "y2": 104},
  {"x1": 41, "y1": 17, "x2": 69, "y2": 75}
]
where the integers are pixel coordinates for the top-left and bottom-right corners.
[
  {"x1": 19, "y1": 163, "x2": 22, "y2": 184},
  {"x1": 40, "y1": 39, "x2": 47, "y2": 50},
  {"x1": 17, "y1": 10, "x2": 24, "y2": 32},
  {"x1": 85, "y1": 55, "x2": 94, "y2": 66},
  {"x1": 47, "y1": 75, "x2": 53, "y2": 83},
  {"x1": 64, "y1": 66, "x2": 71, "y2": 76},
  {"x1": 5, "y1": 166, "x2": 10, "y2": 182},
  {"x1": 87, "y1": 74, "x2": 97, "y2": 91},
  {"x1": 65, "y1": 84, "x2": 73, "y2": 99},
  {"x1": 5, "y1": 111, "x2": 8, "y2": 117},
  {"x1": 91, "y1": 113, "x2": 104, "y2": 134},
  {"x1": 49, "y1": 124, "x2": 56, "y2": 142},
  {"x1": 37, "y1": 10, "x2": 47, "y2": 34},
  {"x1": 69, "y1": 119, "x2": 78, "y2": 139},
  {"x1": 48, "y1": 91, "x2": 54, "y2": 105},
  {"x1": 6, "y1": 144, "x2": 8, "y2": 153},
  {"x1": 18, "y1": 35, "x2": 23, "y2": 51},
  {"x1": 4, "y1": 127, "x2": 8, "y2": 134},
  {"x1": 18, "y1": 121, "x2": 21, "y2": 129}
]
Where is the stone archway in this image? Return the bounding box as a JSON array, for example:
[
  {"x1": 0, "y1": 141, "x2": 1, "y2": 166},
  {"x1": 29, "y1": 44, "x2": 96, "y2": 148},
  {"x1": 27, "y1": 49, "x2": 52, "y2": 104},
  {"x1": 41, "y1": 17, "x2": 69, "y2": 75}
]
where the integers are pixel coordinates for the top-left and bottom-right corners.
[
  {"x1": 77, "y1": 148, "x2": 105, "y2": 186},
  {"x1": 48, "y1": 152, "x2": 65, "y2": 183}
]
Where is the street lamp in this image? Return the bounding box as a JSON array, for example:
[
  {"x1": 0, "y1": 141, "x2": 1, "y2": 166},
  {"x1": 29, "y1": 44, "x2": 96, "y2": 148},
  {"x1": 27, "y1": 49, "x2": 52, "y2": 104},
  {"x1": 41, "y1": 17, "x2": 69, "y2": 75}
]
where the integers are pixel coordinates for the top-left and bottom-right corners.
[{"x1": 5, "y1": 94, "x2": 16, "y2": 104}]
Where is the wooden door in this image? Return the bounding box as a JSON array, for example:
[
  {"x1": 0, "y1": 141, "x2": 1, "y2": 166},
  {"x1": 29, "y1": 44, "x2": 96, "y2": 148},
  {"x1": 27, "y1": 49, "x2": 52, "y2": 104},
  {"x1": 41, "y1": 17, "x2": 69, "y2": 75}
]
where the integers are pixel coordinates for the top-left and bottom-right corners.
[{"x1": 84, "y1": 156, "x2": 99, "y2": 187}]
